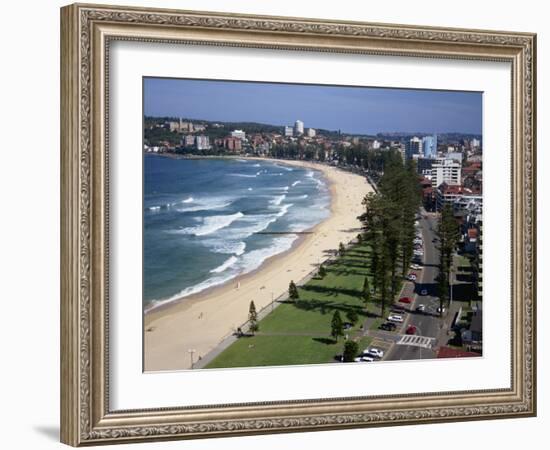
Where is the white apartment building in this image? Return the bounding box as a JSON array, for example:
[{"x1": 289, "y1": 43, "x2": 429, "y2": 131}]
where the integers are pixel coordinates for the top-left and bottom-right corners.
[
  {"x1": 231, "y1": 129, "x2": 246, "y2": 140},
  {"x1": 307, "y1": 128, "x2": 316, "y2": 137},
  {"x1": 284, "y1": 126, "x2": 293, "y2": 137},
  {"x1": 294, "y1": 120, "x2": 304, "y2": 135},
  {"x1": 431, "y1": 158, "x2": 462, "y2": 188},
  {"x1": 195, "y1": 135, "x2": 210, "y2": 150}
]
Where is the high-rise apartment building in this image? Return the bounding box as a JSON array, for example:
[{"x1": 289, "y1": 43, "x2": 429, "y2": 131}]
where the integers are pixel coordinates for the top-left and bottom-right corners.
[
  {"x1": 406, "y1": 136, "x2": 422, "y2": 159},
  {"x1": 294, "y1": 120, "x2": 304, "y2": 136},
  {"x1": 422, "y1": 135, "x2": 438, "y2": 159},
  {"x1": 431, "y1": 158, "x2": 462, "y2": 188}
]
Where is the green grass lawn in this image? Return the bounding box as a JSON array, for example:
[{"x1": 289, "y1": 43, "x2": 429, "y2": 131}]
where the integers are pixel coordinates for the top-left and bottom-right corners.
[{"x1": 205, "y1": 241, "x2": 386, "y2": 369}]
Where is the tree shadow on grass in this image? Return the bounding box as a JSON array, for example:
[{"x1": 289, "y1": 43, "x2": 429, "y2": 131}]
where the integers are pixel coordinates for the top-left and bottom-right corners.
[
  {"x1": 328, "y1": 268, "x2": 369, "y2": 277},
  {"x1": 286, "y1": 298, "x2": 366, "y2": 319},
  {"x1": 312, "y1": 337, "x2": 337, "y2": 345},
  {"x1": 301, "y1": 284, "x2": 363, "y2": 298},
  {"x1": 336, "y1": 261, "x2": 371, "y2": 270}
]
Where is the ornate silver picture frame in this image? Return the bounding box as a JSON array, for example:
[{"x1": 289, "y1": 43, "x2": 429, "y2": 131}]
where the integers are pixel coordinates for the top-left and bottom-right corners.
[{"x1": 60, "y1": 3, "x2": 536, "y2": 446}]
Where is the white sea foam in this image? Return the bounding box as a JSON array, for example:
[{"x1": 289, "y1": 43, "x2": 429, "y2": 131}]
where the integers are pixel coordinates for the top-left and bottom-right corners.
[
  {"x1": 270, "y1": 194, "x2": 286, "y2": 206},
  {"x1": 230, "y1": 173, "x2": 257, "y2": 178},
  {"x1": 274, "y1": 163, "x2": 294, "y2": 172},
  {"x1": 175, "y1": 212, "x2": 244, "y2": 236},
  {"x1": 175, "y1": 201, "x2": 232, "y2": 213},
  {"x1": 265, "y1": 186, "x2": 289, "y2": 191},
  {"x1": 171, "y1": 196, "x2": 233, "y2": 213},
  {"x1": 182, "y1": 196, "x2": 194, "y2": 203},
  {"x1": 148, "y1": 206, "x2": 161, "y2": 211},
  {"x1": 221, "y1": 205, "x2": 293, "y2": 240},
  {"x1": 253, "y1": 163, "x2": 261, "y2": 167},
  {"x1": 144, "y1": 272, "x2": 236, "y2": 312},
  {"x1": 210, "y1": 255, "x2": 239, "y2": 273},
  {"x1": 247, "y1": 187, "x2": 253, "y2": 191},
  {"x1": 235, "y1": 235, "x2": 298, "y2": 275},
  {"x1": 275, "y1": 203, "x2": 293, "y2": 217},
  {"x1": 209, "y1": 240, "x2": 246, "y2": 256},
  {"x1": 291, "y1": 181, "x2": 301, "y2": 187}
]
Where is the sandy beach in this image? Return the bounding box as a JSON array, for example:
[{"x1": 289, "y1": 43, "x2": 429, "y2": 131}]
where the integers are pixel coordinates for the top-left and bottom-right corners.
[{"x1": 144, "y1": 159, "x2": 373, "y2": 371}]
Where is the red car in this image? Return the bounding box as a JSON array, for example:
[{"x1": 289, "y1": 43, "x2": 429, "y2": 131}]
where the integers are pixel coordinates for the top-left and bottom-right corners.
[
  {"x1": 406, "y1": 325, "x2": 417, "y2": 335},
  {"x1": 399, "y1": 297, "x2": 413, "y2": 304}
]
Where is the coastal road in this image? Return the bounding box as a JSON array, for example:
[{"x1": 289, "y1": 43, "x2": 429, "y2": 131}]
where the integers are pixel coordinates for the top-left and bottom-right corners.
[{"x1": 384, "y1": 209, "x2": 444, "y2": 361}]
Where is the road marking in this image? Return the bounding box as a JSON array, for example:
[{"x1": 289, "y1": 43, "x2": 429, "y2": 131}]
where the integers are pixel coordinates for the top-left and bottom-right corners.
[{"x1": 396, "y1": 334, "x2": 435, "y2": 349}]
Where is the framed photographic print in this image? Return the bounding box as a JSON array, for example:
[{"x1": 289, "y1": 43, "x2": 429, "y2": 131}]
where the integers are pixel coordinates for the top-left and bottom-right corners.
[{"x1": 60, "y1": 3, "x2": 537, "y2": 446}]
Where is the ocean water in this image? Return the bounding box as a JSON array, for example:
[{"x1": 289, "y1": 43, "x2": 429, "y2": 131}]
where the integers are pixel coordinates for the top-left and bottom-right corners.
[{"x1": 143, "y1": 156, "x2": 330, "y2": 311}]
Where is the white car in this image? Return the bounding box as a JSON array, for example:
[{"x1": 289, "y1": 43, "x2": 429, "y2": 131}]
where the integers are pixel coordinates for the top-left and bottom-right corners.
[
  {"x1": 355, "y1": 356, "x2": 375, "y2": 362},
  {"x1": 388, "y1": 314, "x2": 404, "y2": 323},
  {"x1": 413, "y1": 239, "x2": 423, "y2": 244},
  {"x1": 410, "y1": 264, "x2": 422, "y2": 270},
  {"x1": 365, "y1": 348, "x2": 384, "y2": 358}
]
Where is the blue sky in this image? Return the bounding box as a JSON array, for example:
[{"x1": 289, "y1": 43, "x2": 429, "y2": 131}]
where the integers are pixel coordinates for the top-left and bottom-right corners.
[{"x1": 144, "y1": 77, "x2": 482, "y2": 135}]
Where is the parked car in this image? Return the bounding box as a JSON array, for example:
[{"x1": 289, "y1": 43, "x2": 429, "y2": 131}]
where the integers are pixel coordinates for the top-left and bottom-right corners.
[
  {"x1": 388, "y1": 314, "x2": 404, "y2": 323},
  {"x1": 420, "y1": 289, "x2": 428, "y2": 296},
  {"x1": 399, "y1": 296, "x2": 413, "y2": 304},
  {"x1": 391, "y1": 304, "x2": 406, "y2": 313},
  {"x1": 364, "y1": 348, "x2": 384, "y2": 358},
  {"x1": 379, "y1": 322, "x2": 397, "y2": 331},
  {"x1": 415, "y1": 304, "x2": 426, "y2": 313},
  {"x1": 406, "y1": 325, "x2": 417, "y2": 335},
  {"x1": 354, "y1": 356, "x2": 375, "y2": 362},
  {"x1": 410, "y1": 264, "x2": 422, "y2": 270},
  {"x1": 407, "y1": 273, "x2": 417, "y2": 281}
]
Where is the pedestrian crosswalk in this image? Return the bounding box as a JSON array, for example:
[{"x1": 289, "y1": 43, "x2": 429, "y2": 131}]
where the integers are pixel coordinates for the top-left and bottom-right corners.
[{"x1": 396, "y1": 334, "x2": 435, "y2": 349}]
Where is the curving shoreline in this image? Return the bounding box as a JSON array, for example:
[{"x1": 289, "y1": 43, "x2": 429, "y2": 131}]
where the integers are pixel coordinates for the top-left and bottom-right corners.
[{"x1": 144, "y1": 159, "x2": 373, "y2": 372}]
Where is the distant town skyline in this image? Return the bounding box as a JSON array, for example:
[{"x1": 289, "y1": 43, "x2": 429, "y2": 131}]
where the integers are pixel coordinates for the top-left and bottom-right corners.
[{"x1": 144, "y1": 77, "x2": 483, "y2": 135}]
